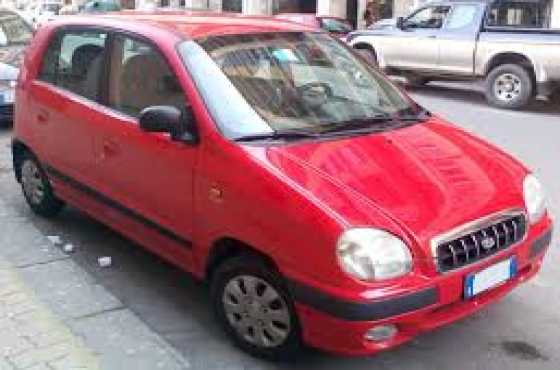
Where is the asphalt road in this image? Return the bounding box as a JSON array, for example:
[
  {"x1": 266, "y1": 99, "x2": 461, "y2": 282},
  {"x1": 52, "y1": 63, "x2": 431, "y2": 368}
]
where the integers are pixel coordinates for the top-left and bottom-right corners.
[{"x1": 0, "y1": 83, "x2": 559, "y2": 370}]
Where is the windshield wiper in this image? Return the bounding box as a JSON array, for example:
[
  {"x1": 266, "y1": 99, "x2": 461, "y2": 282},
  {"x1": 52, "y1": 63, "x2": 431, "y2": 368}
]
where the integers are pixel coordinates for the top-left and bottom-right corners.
[
  {"x1": 234, "y1": 129, "x2": 320, "y2": 142},
  {"x1": 319, "y1": 115, "x2": 396, "y2": 135}
]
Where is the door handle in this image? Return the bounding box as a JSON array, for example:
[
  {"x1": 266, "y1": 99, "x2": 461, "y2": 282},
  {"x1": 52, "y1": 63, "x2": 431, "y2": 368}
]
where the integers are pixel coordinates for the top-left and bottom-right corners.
[
  {"x1": 426, "y1": 35, "x2": 437, "y2": 39},
  {"x1": 102, "y1": 139, "x2": 120, "y2": 157}
]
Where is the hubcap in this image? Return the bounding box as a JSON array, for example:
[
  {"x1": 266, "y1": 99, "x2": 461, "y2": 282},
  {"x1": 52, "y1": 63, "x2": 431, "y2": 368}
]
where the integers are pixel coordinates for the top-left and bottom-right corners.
[
  {"x1": 494, "y1": 73, "x2": 522, "y2": 102},
  {"x1": 222, "y1": 275, "x2": 291, "y2": 348},
  {"x1": 21, "y1": 160, "x2": 45, "y2": 205}
]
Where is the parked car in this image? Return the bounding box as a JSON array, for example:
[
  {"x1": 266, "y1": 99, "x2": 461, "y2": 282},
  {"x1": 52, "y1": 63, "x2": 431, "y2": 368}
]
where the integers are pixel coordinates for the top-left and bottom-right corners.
[
  {"x1": 82, "y1": 0, "x2": 121, "y2": 13},
  {"x1": 0, "y1": 8, "x2": 33, "y2": 125},
  {"x1": 30, "y1": 0, "x2": 63, "y2": 28},
  {"x1": 275, "y1": 13, "x2": 353, "y2": 38},
  {"x1": 347, "y1": 0, "x2": 560, "y2": 109},
  {"x1": 369, "y1": 17, "x2": 396, "y2": 30},
  {"x1": 13, "y1": 12, "x2": 552, "y2": 358}
]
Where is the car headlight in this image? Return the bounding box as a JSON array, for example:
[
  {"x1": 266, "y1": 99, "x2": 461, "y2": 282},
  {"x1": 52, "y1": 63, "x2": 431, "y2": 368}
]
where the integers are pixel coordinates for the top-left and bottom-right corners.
[
  {"x1": 523, "y1": 174, "x2": 547, "y2": 224},
  {"x1": 336, "y1": 228, "x2": 412, "y2": 281}
]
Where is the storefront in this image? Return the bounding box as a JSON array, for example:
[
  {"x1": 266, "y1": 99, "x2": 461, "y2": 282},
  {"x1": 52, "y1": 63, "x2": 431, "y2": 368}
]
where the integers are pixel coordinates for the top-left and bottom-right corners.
[{"x1": 144, "y1": 0, "x2": 560, "y2": 29}]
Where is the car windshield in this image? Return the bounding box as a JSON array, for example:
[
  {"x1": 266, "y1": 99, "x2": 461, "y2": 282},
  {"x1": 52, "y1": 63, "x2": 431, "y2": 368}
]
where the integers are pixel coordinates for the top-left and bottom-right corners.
[
  {"x1": 0, "y1": 12, "x2": 32, "y2": 46},
  {"x1": 179, "y1": 32, "x2": 420, "y2": 140}
]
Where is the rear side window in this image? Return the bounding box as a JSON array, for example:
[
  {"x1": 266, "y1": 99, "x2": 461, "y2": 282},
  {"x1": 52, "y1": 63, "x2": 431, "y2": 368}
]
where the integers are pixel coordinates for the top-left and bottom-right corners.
[
  {"x1": 38, "y1": 30, "x2": 108, "y2": 101},
  {"x1": 107, "y1": 34, "x2": 186, "y2": 118}
]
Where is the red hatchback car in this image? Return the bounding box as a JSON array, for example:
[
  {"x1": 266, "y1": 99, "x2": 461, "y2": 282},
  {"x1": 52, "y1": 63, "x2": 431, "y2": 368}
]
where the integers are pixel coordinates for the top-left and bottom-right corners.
[{"x1": 12, "y1": 12, "x2": 553, "y2": 358}]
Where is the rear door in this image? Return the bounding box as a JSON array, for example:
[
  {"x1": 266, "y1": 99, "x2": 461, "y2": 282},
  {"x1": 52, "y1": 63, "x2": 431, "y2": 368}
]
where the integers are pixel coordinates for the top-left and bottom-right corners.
[{"x1": 31, "y1": 28, "x2": 108, "y2": 187}]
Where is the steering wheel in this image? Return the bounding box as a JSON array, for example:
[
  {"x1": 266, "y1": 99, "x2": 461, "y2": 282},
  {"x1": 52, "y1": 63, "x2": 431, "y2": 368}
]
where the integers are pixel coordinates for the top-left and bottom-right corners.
[{"x1": 296, "y1": 82, "x2": 333, "y2": 109}]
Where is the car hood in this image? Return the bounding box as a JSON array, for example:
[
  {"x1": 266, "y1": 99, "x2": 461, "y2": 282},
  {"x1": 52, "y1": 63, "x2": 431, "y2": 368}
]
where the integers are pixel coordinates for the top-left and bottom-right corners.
[{"x1": 259, "y1": 119, "x2": 528, "y2": 251}]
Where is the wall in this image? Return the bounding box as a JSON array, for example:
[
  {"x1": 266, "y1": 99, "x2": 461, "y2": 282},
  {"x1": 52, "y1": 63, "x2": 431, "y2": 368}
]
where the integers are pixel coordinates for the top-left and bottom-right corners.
[
  {"x1": 317, "y1": 0, "x2": 347, "y2": 18},
  {"x1": 553, "y1": 0, "x2": 560, "y2": 28}
]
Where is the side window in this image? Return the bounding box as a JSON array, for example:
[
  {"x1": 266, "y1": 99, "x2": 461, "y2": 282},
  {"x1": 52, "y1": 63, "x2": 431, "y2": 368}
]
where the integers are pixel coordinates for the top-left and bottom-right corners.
[
  {"x1": 405, "y1": 6, "x2": 451, "y2": 29},
  {"x1": 38, "y1": 30, "x2": 108, "y2": 100},
  {"x1": 446, "y1": 5, "x2": 478, "y2": 30},
  {"x1": 108, "y1": 35, "x2": 186, "y2": 118}
]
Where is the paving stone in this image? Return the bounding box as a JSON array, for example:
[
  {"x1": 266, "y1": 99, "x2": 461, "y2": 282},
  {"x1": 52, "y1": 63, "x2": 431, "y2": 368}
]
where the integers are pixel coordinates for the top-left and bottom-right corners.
[
  {"x1": 0, "y1": 221, "x2": 67, "y2": 268},
  {"x1": 9, "y1": 341, "x2": 79, "y2": 369},
  {"x1": 69, "y1": 309, "x2": 191, "y2": 370},
  {"x1": 18, "y1": 259, "x2": 122, "y2": 320}
]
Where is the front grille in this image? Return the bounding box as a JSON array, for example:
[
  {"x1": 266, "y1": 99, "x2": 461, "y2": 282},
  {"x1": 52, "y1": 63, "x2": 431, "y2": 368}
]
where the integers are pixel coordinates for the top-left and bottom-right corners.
[{"x1": 434, "y1": 212, "x2": 527, "y2": 272}]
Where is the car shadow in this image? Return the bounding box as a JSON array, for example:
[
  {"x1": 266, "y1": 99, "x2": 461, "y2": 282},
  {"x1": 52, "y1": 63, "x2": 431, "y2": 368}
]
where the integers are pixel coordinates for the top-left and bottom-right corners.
[
  {"x1": 7, "y1": 199, "x2": 537, "y2": 370},
  {"x1": 405, "y1": 82, "x2": 560, "y2": 115}
]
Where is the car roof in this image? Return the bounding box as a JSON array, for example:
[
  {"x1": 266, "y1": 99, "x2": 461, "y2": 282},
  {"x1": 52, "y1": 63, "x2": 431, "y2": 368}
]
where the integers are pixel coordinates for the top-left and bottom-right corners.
[{"x1": 51, "y1": 11, "x2": 317, "y2": 40}]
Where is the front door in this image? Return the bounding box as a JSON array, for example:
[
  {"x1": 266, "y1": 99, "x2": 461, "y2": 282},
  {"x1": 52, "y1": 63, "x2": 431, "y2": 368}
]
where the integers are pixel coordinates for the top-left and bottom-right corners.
[
  {"x1": 384, "y1": 5, "x2": 451, "y2": 71},
  {"x1": 91, "y1": 33, "x2": 197, "y2": 265},
  {"x1": 30, "y1": 29, "x2": 108, "y2": 187}
]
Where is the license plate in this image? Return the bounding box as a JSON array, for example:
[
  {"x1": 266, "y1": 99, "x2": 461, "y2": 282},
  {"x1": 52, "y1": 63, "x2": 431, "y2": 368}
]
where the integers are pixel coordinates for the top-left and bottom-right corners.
[{"x1": 464, "y1": 257, "x2": 517, "y2": 299}]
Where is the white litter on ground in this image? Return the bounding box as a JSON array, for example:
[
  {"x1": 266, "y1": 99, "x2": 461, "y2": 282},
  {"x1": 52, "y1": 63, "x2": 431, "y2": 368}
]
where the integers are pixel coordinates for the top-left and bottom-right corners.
[
  {"x1": 47, "y1": 235, "x2": 62, "y2": 245},
  {"x1": 98, "y1": 256, "x2": 112, "y2": 268},
  {"x1": 63, "y1": 244, "x2": 75, "y2": 253}
]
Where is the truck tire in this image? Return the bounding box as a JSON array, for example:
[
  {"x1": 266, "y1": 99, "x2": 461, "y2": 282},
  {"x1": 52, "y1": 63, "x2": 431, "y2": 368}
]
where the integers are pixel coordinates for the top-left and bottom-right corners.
[
  {"x1": 406, "y1": 74, "x2": 431, "y2": 87},
  {"x1": 355, "y1": 47, "x2": 378, "y2": 67},
  {"x1": 485, "y1": 64, "x2": 534, "y2": 109}
]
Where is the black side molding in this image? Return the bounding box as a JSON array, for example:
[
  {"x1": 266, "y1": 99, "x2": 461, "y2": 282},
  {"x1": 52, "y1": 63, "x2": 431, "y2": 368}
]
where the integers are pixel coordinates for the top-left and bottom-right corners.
[
  {"x1": 286, "y1": 279, "x2": 438, "y2": 322},
  {"x1": 45, "y1": 165, "x2": 192, "y2": 249},
  {"x1": 530, "y1": 229, "x2": 553, "y2": 258}
]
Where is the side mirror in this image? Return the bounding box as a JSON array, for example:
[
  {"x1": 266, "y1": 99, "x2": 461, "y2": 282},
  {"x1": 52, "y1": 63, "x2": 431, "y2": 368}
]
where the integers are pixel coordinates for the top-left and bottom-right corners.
[
  {"x1": 139, "y1": 105, "x2": 198, "y2": 144},
  {"x1": 396, "y1": 17, "x2": 405, "y2": 30}
]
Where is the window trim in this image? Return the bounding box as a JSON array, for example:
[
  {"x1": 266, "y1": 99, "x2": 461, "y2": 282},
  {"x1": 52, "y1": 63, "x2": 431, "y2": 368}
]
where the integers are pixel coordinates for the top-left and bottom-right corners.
[
  {"x1": 36, "y1": 25, "x2": 110, "y2": 105},
  {"x1": 102, "y1": 31, "x2": 189, "y2": 121},
  {"x1": 35, "y1": 24, "x2": 192, "y2": 127}
]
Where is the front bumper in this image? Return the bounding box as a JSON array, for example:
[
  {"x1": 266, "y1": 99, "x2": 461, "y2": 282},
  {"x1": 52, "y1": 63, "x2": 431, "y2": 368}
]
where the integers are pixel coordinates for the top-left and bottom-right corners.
[{"x1": 290, "y1": 221, "x2": 553, "y2": 356}]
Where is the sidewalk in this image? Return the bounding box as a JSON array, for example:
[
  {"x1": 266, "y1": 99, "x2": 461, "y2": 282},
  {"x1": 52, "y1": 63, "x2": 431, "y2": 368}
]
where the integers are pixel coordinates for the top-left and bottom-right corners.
[
  {"x1": 0, "y1": 191, "x2": 191, "y2": 369},
  {"x1": 0, "y1": 258, "x2": 99, "y2": 370}
]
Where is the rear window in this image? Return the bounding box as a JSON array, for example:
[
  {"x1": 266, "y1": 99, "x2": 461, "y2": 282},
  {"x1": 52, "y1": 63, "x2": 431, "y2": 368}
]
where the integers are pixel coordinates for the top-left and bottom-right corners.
[
  {"x1": 487, "y1": 2, "x2": 551, "y2": 28},
  {"x1": 38, "y1": 30, "x2": 107, "y2": 101}
]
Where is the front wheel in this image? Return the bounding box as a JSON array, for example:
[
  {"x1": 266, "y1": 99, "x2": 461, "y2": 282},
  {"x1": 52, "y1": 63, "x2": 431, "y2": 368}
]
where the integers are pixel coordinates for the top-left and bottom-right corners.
[
  {"x1": 485, "y1": 64, "x2": 534, "y2": 109},
  {"x1": 20, "y1": 153, "x2": 65, "y2": 217},
  {"x1": 211, "y1": 255, "x2": 302, "y2": 360}
]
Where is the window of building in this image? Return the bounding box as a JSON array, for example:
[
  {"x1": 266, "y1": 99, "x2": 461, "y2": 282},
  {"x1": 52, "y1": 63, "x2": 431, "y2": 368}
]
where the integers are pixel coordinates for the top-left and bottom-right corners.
[
  {"x1": 38, "y1": 30, "x2": 107, "y2": 101},
  {"x1": 107, "y1": 35, "x2": 186, "y2": 118},
  {"x1": 222, "y1": 0, "x2": 242, "y2": 12}
]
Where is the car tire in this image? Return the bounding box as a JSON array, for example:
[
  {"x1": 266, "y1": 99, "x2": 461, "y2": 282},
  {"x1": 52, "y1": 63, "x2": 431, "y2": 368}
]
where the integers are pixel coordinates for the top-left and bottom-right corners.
[
  {"x1": 406, "y1": 74, "x2": 431, "y2": 87},
  {"x1": 485, "y1": 64, "x2": 534, "y2": 109},
  {"x1": 355, "y1": 47, "x2": 378, "y2": 67},
  {"x1": 549, "y1": 89, "x2": 560, "y2": 106},
  {"x1": 19, "y1": 153, "x2": 64, "y2": 217},
  {"x1": 210, "y1": 255, "x2": 302, "y2": 360}
]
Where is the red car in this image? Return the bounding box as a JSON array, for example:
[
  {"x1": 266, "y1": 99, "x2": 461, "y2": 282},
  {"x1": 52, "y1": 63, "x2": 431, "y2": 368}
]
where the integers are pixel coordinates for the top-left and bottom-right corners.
[
  {"x1": 275, "y1": 13, "x2": 353, "y2": 38},
  {"x1": 12, "y1": 12, "x2": 552, "y2": 358}
]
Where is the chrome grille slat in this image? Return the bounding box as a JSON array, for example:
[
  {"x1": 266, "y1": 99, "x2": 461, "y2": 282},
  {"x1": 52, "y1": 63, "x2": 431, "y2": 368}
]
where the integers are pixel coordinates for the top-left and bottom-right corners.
[{"x1": 434, "y1": 212, "x2": 526, "y2": 272}]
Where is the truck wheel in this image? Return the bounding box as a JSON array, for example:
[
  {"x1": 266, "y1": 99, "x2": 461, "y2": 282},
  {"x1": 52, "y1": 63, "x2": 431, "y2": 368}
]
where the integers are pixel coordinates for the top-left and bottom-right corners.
[
  {"x1": 355, "y1": 48, "x2": 378, "y2": 67},
  {"x1": 485, "y1": 64, "x2": 534, "y2": 109},
  {"x1": 210, "y1": 255, "x2": 302, "y2": 360},
  {"x1": 19, "y1": 153, "x2": 65, "y2": 217},
  {"x1": 406, "y1": 74, "x2": 431, "y2": 87}
]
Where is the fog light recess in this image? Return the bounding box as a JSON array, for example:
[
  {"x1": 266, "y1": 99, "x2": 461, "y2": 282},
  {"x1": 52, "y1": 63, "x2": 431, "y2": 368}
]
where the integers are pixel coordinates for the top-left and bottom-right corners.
[{"x1": 364, "y1": 324, "x2": 398, "y2": 342}]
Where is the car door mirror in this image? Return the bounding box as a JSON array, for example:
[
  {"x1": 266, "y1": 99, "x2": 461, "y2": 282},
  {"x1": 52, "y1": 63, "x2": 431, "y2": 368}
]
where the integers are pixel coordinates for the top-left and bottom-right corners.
[
  {"x1": 139, "y1": 105, "x2": 198, "y2": 144},
  {"x1": 396, "y1": 17, "x2": 405, "y2": 30}
]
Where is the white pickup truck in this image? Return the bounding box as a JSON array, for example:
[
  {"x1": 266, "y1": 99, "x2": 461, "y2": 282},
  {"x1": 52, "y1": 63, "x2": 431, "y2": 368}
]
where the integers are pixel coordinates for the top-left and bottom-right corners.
[{"x1": 347, "y1": 0, "x2": 560, "y2": 109}]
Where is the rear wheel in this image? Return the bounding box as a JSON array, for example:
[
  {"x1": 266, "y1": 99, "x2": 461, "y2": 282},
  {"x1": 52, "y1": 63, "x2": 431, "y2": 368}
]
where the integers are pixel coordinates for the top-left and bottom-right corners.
[
  {"x1": 406, "y1": 74, "x2": 431, "y2": 87},
  {"x1": 20, "y1": 153, "x2": 64, "y2": 217},
  {"x1": 355, "y1": 47, "x2": 378, "y2": 67},
  {"x1": 549, "y1": 89, "x2": 560, "y2": 106},
  {"x1": 485, "y1": 64, "x2": 534, "y2": 109},
  {"x1": 210, "y1": 255, "x2": 302, "y2": 360}
]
